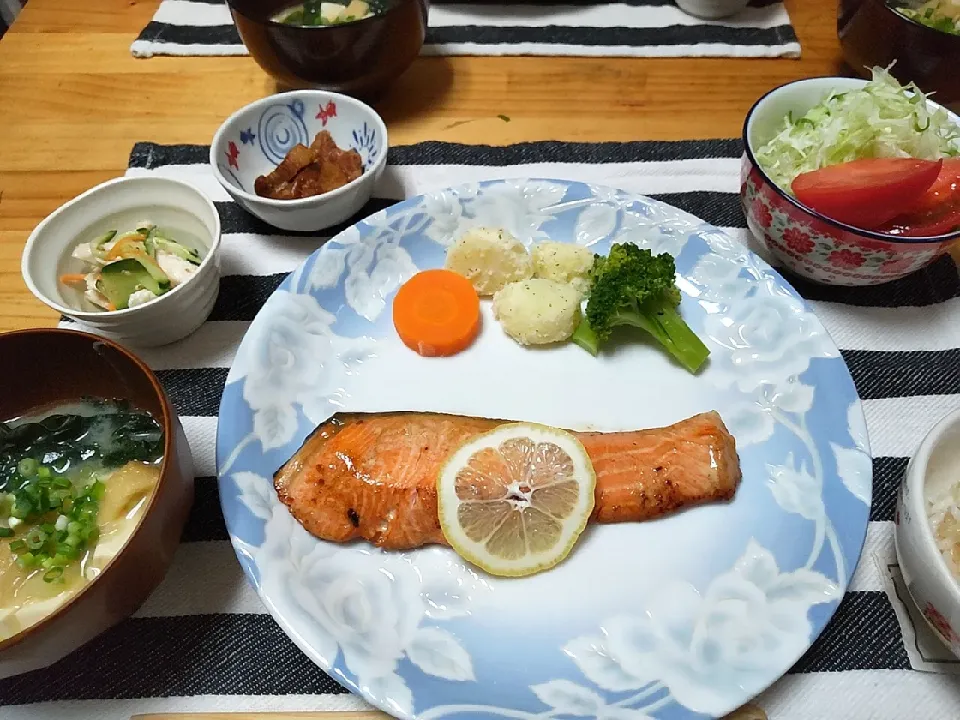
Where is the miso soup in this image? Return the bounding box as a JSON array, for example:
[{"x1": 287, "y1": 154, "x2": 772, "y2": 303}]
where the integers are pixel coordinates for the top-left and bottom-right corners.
[
  {"x1": 273, "y1": 0, "x2": 376, "y2": 26},
  {"x1": 0, "y1": 399, "x2": 164, "y2": 640}
]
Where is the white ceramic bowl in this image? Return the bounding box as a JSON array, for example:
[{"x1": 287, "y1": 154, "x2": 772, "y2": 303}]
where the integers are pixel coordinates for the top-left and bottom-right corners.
[
  {"x1": 676, "y1": 0, "x2": 749, "y2": 19},
  {"x1": 22, "y1": 176, "x2": 222, "y2": 348},
  {"x1": 895, "y1": 408, "x2": 960, "y2": 657},
  {"x1": 210, "y1": 90, "x2": 388, "y2": 233}
]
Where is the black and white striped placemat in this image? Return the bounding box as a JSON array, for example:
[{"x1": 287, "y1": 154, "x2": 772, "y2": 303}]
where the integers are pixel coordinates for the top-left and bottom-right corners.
[
  {"x1": 4, "y1": 139, "x2": 960, "y2": 720},
  {"x1": 131, "y1": 0, "x2": 801, "y2": 59}
]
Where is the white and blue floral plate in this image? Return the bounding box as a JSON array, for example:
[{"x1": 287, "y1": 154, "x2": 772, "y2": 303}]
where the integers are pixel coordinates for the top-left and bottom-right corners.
[{"x1": 215, "y1": 179, "x2": 873, "y2": 720}]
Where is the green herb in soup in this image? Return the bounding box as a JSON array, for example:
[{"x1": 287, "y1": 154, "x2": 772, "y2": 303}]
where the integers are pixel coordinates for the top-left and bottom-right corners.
[
  {"x1": 274, "y1": 0, "x2": 374, "y2": 26},
  {"x1": 892, "y1": 1, "x2": 960, "y2": 36},
  {"x1": 0, "y1": 400, "x2": 164, "y2": 640}
]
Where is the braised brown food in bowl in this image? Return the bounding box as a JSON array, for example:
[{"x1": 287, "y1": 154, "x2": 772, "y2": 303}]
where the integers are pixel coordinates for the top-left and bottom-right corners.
[
  {"x1": 226, "y1": 0, "x2": 428, "y2": 100},
  {"x1": 254, "y1": 130, "x2": 364, "y2": 200}
]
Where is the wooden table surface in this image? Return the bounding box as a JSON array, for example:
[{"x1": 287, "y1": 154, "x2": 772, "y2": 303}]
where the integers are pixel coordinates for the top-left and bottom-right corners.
[{"x1": 0, "y1": 0, "x2": 902, "y2": 333}]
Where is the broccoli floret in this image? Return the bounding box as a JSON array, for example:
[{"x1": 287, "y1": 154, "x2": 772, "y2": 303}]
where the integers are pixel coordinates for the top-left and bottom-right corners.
[{"x1": 570, "y1": 243, "x2": 710, "y2": 373}]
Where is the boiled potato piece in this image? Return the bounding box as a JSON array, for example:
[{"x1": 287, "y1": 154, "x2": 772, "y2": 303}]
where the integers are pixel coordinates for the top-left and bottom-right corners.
[
  {"x1": 493, "y1": 279, "x2": 582, "y2": 346},
  {"x1": 444, "y1": 227, "x2": 533, "y2": 296},
  {"x1": 532, "y1": 241, "x2": 595, "y2": 297}
]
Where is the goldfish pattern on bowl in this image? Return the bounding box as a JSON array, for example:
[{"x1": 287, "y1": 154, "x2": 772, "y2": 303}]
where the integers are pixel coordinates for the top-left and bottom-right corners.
[
  {"x1": 216, "y1": 179, "x2": 872, "y2": 719},
  {"x1": 741, "y1": 159, "x2": 952, "y2": 286}
]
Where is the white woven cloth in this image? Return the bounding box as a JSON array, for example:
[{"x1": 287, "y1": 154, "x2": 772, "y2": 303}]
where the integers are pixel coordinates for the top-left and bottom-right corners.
[
  {"x1": 130, "y1": 0, "x2": 801, "y2": 59},
  {"x1": 3, "y1": 138, "x2": 959, "y2": 720}
]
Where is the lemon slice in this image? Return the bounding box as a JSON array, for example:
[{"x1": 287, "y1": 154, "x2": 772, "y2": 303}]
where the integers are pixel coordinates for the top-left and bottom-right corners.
[{"x1": 437, "y1": 422, "x2": 596, "y2": 577}]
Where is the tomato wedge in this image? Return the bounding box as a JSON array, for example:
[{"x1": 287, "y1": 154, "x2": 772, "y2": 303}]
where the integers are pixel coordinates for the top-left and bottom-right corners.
[
  {"x1": 791, "y1": 158, "x2": 943, "y2": 230},
  {"x1": 877, "y1": 158, "x2": 960, "y2": 237}
]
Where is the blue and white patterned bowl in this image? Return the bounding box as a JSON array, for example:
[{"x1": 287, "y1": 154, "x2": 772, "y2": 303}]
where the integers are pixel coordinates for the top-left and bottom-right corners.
[
  {"x1": 210, "y1": 90, "x2": 388, "y2": 232},
  {"x1": 216, "y1": 179, "x2": 873, "y2": 720}
]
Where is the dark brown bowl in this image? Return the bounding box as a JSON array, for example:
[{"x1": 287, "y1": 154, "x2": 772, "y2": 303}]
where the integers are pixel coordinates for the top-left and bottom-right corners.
[
  {"x1": 0, "y1": 328, "x2": 194, "y2": 677},
  {"x1": 226, "y1": 0, "x2": 429, "y2": 101},
  {"x1": 839, "y1": 0, "x2": 960, "y2": 105}
]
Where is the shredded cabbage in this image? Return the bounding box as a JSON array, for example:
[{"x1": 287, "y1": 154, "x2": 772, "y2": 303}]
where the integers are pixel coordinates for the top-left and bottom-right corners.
[{"x1": 754, "y1": 66, "x2": 960, "y2": 193}]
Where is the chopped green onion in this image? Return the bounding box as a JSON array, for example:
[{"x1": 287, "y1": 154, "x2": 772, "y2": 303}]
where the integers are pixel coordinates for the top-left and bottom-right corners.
[
  {"x1": 11, "y1": 497, "x2": 32, "y2": 519},
  {"x1": 1, "y1": 459, "x2": 110, "y2": 576},
  {"x1": 24, "y1": 527, "x2": 46, "y2": 550},
  {"x1": 43, "y1": 567, "x2": 64, "y2": 583},
  {"x1": 8, "y1": 539, "x2": 26, "y2": 553}
]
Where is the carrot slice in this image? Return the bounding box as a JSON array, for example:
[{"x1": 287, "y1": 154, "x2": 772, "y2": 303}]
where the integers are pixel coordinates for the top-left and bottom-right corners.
[{"x1": 393, "y1": 269, "x2": 481, "y2": 357}]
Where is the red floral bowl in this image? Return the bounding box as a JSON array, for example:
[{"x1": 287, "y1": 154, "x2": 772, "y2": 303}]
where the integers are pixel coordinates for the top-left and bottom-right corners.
[{"x1": 741, "y1": 76, "x2": 960, "y2": 286}]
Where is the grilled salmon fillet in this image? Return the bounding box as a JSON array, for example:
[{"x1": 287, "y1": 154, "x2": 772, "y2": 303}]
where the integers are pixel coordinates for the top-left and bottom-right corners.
[{"x1": 274, "y1": 411, "x2": 741, "y2": 550}]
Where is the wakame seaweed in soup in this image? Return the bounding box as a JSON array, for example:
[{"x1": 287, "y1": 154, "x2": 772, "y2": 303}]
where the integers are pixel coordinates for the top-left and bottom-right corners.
[{"x1": 0, "y1": 399, "x2": 163, "y2": 490}]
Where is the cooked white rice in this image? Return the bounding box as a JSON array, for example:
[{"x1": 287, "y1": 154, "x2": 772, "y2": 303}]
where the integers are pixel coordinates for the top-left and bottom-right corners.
[{"x1": 927, "y1": 481, "x2": 960, "y2": 582}]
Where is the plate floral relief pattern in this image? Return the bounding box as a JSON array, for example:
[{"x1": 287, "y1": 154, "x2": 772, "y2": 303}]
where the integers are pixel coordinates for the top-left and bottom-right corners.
[{"x1": 216, "y1": 180, "x2": 872, "y2": 720}]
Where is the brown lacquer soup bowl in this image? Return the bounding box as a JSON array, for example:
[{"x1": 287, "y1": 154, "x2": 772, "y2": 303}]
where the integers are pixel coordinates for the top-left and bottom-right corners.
[
  {"x1": 0, "y1": 329, "x2": 194, "y2": 677},
  {"x1": 226, "y1": 0, "x2": 429, "y2": 100}
]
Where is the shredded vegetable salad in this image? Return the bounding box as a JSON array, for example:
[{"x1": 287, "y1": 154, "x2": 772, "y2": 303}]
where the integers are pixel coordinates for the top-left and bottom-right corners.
[
  {"x1": 755, "y1": 66, "x2": 960, "y2": 193},
  {"x1": 60, "y1": 221, "x2": 203, "y2": 312}
]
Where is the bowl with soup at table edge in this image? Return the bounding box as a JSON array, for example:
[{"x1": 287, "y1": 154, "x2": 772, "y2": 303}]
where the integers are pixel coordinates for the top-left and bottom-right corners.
[
  {"x1": 839, "y1": 0, "x2": 960, "y2": 107},
  {"x1": 225, "y1": 0, "x2": 429, "y2": 101},
  {"x1": 0, "y1": 329, "x2": 194, "y2": 678}
]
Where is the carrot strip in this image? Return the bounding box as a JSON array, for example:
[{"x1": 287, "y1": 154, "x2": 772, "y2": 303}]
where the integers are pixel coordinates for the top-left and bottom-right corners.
[
  {"x1": 392, "y1": 269, "x2": 481, "y2": 357},
  {"x1": 59, "y1": 273, "x2": 87, "y2": 286},
  {"x1": 105, "y1": 234, "x2": 144, "y2": 261}
]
